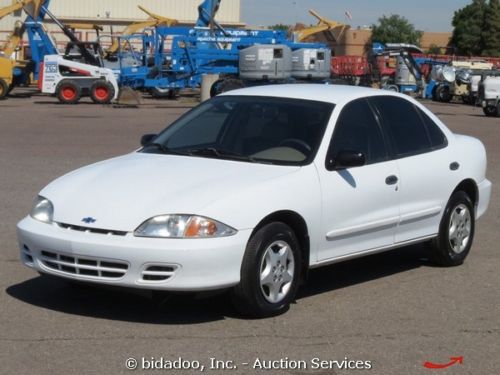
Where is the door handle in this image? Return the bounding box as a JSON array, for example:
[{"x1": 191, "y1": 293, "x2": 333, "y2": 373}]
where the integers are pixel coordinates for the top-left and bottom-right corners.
[{"x1": 385, "y1": 175, "x2": 398, "y2": 185}]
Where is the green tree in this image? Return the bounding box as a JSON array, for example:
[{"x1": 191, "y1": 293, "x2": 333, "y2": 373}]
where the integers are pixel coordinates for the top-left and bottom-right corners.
[
  {"x1": 269, "y1": 24, "x2": 290, "y2": 32},
  {"x1": 483, "y1": 0, "x2": 500, "y2": 56},
  {"x1": 427, "y1": 44, "x2": 443, "y2": 54},
  {"x1": 450, "y1": 0, "x2": 488, "y2": 55},
  {"x1": 371, "y1": 15, "x2": 423, "y2": 46}
]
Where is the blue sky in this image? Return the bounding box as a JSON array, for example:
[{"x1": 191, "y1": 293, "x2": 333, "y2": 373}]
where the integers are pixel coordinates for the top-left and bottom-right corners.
[{"x1": 241, "y1": 0, "x2": 472, "y2": 32}]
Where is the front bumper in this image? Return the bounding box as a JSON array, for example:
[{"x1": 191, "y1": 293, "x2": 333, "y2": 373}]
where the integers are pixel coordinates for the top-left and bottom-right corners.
[{"x1": 17, "y1": 216, "x2": 251, "y2": 291}]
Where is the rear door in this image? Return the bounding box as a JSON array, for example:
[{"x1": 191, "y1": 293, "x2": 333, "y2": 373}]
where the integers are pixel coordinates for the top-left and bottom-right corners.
[
  {"x1": 370, "y1": 96, "x2": 452, "y2": 243},
  {"x1": 316, "y1": 98, "x2": 400, "y2": 261}
]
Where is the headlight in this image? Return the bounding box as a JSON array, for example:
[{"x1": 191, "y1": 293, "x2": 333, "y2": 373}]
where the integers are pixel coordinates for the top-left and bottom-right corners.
[
  {"x1": 134, "y1": 215, "x2": 237, "y2": 238},
  {"x1": 30, "y1": 196, "x2": 54, "y2": 224}
]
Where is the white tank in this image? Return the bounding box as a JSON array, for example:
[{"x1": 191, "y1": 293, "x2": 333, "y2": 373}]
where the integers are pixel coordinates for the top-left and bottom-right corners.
[
  {"x1": 239, "y1": 45, "x2": 292, "y2": 80},
  {"x1": 291, "y1": 48, "x2": 331, "y2": 79},
  {"x1": 395, "y1": 56, "x2": 416, "y2": 86}
]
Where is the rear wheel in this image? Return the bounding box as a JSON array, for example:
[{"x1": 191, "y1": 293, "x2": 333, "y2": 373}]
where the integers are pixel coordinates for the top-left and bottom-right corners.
[
  {"x1": 56, "y1": 80, "x2": 81, "y2": 104},
  {"x1": 233, "y1": 222, "x2": 301, "y2": 318},
  {"x1": 483, "y1": 105, "x2": 499, "y2": 117},
  {"x1": 383, "y1": 84, "x2": 399, "y2": 92},
  {"x1": 430, "y1": 191, "x2": 475, "y2": 267},
  {"x1": 90, "y1": 80, "x2": 115, "y2": 104},
  {"x1": 0, "y1": 79, "x2": 8, "y2": 99}
]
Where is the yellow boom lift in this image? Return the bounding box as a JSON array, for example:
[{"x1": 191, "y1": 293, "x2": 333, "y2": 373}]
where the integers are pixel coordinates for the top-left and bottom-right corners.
[
  {"x1": 293, "y1": 9, "x2": 349, "y2": 43},
  {"x1": 106, "y1": 5, "x2": 177, "y2": 57},
  {"x1": 0, "y1": 0, "x2": 43, "y2": 98}
]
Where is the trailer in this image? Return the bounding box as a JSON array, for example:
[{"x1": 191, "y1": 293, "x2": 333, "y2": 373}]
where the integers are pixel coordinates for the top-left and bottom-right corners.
[{"x1": 479, "y1": 72, "x2": 500, "y2": 117}]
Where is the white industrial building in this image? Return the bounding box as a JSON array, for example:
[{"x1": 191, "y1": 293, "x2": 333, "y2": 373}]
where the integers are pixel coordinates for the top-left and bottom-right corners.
[{"x1": 0, "y1": 0, "x2": 242, "y2": 47}]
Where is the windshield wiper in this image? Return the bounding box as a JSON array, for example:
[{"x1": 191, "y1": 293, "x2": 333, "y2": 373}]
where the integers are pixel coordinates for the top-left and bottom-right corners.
[
  {"x1": 186, "y1": 147, "x2": 261, "y2": 163},
  {"x1": 143, "y1": 143, "x2": 188, "y2": 156}
]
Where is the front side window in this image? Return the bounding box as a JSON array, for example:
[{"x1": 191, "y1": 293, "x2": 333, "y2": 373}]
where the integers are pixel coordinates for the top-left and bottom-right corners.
[
  {"x1": 370, "y1": 96, "x2": 432, "y2": 157},
  {"x1": 142, "y1": 96, "x2": 335, "y2": 166},
  {"x1": 327, "y1": 98, "x2": 389, "y2": 166}
]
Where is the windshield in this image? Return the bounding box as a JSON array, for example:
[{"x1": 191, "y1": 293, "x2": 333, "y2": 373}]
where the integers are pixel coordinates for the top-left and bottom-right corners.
[{"x1": 141, "y1": 95, "x2": 335, "y2": 166}]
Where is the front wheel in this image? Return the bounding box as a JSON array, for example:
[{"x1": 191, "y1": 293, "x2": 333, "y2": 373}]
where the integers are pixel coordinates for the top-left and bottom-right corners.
[
  {"x1": 483, "y1": 105, "x2": 499, "y2": 117},
  {"x1": 0, "y1": 78, "x2": 8, "y2": 99},
  {"x1": 430, "y1": 191, "x2": 475, "y2": 267},
  {"x1": 56, "y1": 80, "x2": 81, "y2": 104},
  {"x1": 150, "y1": 87, "x2": 177, "y2": 99},
  {"x1": 233, "y1": 222, "x2": 301, "y2": 318},
  {"x1": 435, "y1": 85, "x2": 452, "y2": 102}
]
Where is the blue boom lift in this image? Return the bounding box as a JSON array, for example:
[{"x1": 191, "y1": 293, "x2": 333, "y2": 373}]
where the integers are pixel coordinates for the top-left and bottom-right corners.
[{"x1": 116, "y1": 0, "x2": 331, "y2": 98}]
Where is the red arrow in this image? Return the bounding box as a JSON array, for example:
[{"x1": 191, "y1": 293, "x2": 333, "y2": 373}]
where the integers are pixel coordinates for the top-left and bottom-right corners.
[{"x1": 424, "y1": 356, "x2": 463, "y2": 369}]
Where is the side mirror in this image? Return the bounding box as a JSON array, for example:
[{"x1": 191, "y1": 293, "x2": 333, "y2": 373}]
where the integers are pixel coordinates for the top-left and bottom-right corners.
[
  {"x1": 141, "y1": 133, "x2": 157, "y2": 146},
  {"x1": 327, "y1": 150, "x2": 366, "y2": 171}
]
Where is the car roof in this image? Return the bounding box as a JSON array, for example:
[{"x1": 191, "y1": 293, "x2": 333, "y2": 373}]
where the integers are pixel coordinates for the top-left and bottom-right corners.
[{"x1": 220, "y1": 84, "x2": 399, "y2": 105}]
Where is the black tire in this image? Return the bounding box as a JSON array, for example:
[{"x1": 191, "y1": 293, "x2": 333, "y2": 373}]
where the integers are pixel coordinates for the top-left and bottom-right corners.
[
  {"x1": 461, "y1": 95, "x2": 471, "y2": 105},
  {"x1": 90, "y1": 80, "x2": 115, "y2": 104},
  {"x1": 435, "y1": 85, "x2": 452, "y2": 103},
  {"x1": 211, "y1": 78, "x2": 244, "y2": 97},
  {"x1": 56, "y1": 80, "x2": 82, "y2": 104},
  {"x1": 150, "y1": 87, "x2": 176, "y2": 99},
  {"x1": 233, "y1": 222, "x2": 302, "y2": 318},
  {"x1": 0, "y1": 78, "x2": 8, "y2": 100},
  {"x1": 430, "y1": 191, "x2": 475, "y2": 267},
  {"x1": 383, "y1": 84, "x2": 399, "y2": 92},
  {"x1": 483, "y1": 105, "x2": 499, "y2": 117},
  {"x1": 210, "y1": 79, "x2": 224, "y2": 97}
]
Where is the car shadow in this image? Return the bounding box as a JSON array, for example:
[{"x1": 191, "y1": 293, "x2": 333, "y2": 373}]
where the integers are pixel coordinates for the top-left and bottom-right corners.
[
  {"x1": 6, "y1": 243, "x2": 433, "y2": 323},
  {"x1": 6, "y1": 276, "x2": 233, "y2": 324},
  {"x1": 298, "y1": 243, "x2": 432, "y2": 299}
]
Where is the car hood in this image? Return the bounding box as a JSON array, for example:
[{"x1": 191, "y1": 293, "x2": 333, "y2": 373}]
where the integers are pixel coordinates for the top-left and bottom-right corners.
[{"x1": 41, "y1": 152, "x2": 299, "y2": 231}]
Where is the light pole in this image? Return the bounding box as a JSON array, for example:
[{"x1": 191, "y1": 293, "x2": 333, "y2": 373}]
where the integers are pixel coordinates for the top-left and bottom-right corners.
[{"x1": 106, "y1": 11, "x2": 114, "y2": 47}]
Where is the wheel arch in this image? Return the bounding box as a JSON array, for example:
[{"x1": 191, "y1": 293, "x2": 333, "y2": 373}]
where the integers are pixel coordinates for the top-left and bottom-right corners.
[
  {"x1": 251, "y1": 210, "x2": 310, "y2": 281},
  {"x1": 452, "y1": 179, "x2": 478, "y2": 210}
]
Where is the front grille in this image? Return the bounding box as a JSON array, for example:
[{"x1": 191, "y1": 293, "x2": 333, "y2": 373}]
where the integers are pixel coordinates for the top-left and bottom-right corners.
[
  {"x1": 40, "y1": 250, "x2": 128, "y2": 279},
  {"x1": 57, "y1": 222, "x2": 127, "y2": 236},
  {"x1": 141, "y1": 264, "x2": 178, "y2": 282}
]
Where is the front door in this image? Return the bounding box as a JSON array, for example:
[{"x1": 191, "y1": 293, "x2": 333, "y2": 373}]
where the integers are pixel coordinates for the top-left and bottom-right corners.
[{"x1": 317, "y1": 98, "x2": 400, "y2": 262}]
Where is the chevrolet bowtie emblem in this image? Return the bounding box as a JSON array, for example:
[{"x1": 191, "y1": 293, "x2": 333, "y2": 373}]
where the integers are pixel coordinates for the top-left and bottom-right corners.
[{"x1": 81, "y1": 217, "x2": 97, "y2": 224}]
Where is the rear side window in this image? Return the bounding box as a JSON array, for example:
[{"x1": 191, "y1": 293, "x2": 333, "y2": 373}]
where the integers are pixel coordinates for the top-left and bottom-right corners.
[
  {"x1": 416, "y1": 108, "x2": 448, "y2": 149},
  {"x1": 328, "y1": 98, "x2": 389, "y2": 165},
  {"x1": 371, "y1": 96, "x2": 431, "y2": 157}
]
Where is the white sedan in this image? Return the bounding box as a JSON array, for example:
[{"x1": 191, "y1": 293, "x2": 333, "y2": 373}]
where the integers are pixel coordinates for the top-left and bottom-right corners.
[{"x1": 17, "y1": 85, "x2": 491, "y2": 317}]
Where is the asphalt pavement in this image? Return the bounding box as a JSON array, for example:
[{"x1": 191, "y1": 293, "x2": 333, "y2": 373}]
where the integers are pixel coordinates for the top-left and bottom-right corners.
[{"x1": 0, "y1": 90, "x2": 498, "y2": 374}]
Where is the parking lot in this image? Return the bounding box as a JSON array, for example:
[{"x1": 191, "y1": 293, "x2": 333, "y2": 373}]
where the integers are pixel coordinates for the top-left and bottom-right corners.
[{"x1": 0, "y1": 91, "x2": 499, "y2": 374}]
